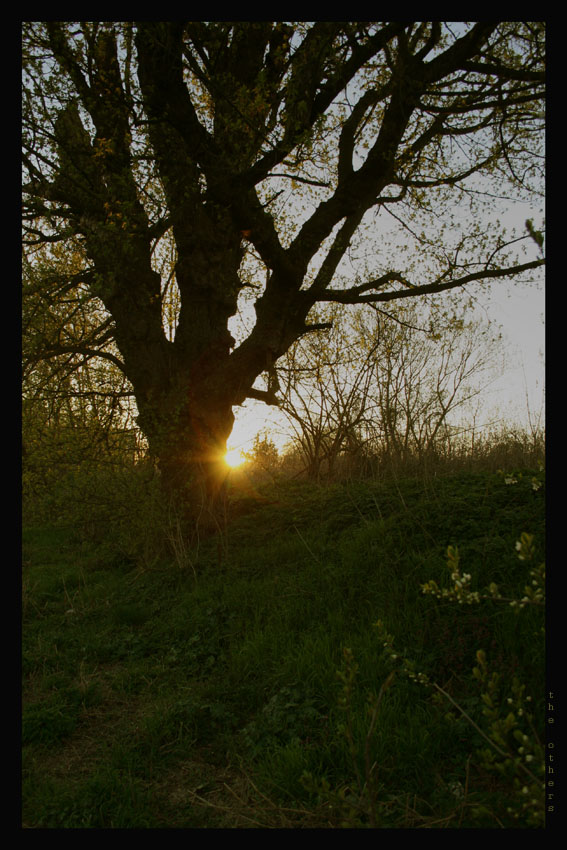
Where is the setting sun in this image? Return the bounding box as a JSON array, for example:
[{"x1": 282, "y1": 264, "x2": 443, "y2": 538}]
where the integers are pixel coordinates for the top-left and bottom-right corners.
[{"x1": 225, "y1": 448, "x2": 246, "y2": 468}]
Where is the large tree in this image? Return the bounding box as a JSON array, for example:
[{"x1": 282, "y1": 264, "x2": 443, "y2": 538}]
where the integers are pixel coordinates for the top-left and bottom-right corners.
[{"x1": 22, "y1": 21, "x2": 545, "y2": 519}]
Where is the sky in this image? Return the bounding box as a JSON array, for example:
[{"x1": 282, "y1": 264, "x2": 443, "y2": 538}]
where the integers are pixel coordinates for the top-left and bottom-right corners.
[{"x1": 478, "y1": 278, "x2": 544, "y2": 428}]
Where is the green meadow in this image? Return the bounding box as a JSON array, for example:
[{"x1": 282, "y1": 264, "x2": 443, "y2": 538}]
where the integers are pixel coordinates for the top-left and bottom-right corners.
[{"x1": 22, "y1": 463, "x2": 545, "y2": 828}]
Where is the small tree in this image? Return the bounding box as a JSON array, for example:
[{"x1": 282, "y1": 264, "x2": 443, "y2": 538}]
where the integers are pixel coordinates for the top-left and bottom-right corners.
[
  {"x1": 276, "y1": 299, "x2": 500, "y2": 478},
  {"x1": 357, "y1": 302, "x2": 500, "y2": 467},
  {"x1": 23, "y1": 247, "x2": 142, "y2": 516},
  {"x1": 245, "y1": 433, "x2": 281, "y2": 481},
  {"x1": 277, "y1": 306, "x2": 380, "y2": 479}
]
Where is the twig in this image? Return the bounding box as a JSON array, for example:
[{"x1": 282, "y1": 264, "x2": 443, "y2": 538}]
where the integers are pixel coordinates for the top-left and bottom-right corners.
[
  {"x1": 432, "y1": 682, "x2": 541, "y2": 786},
  {"x1": 185, "y1": 788, "x2": 266, "y2": 827},
  {"x1": 292, "y1": 525, "x2": 321, "y2": 565}
]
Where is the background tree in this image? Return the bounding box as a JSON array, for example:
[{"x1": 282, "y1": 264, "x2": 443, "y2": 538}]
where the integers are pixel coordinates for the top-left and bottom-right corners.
[
  {"x1": 22, "y1": 22, "x2": 545, "y2": 523},
  {"x1": 276, "y1": 304, "x2": 380, "y2": 479},
  {"x1": 23, "y1": 247, "x2": 142, "y2": 519},
  {"x1": 357, "y1": 303, "x2": 501, "y2": 468},
  {"x1": 276, "y1": 299, "x2": 500, "y2": 479}
]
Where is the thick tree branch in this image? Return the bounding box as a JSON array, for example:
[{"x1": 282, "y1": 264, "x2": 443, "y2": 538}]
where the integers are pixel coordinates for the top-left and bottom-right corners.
[
  {"x1": 461, "y1": 59, "x2": 545, "y2": 83},
  {"x1": 239, "y1": 22, "x2": 407, "y2": 189},
  {"x1": 135, "y1": 22, "x2": 218, "y2": 172},
  {"x1": 320, "y1": 259, "x2": 545, "y2": 305},
  {"x1": 244, "y1": 387, "x2": 281, "y2": 406}
]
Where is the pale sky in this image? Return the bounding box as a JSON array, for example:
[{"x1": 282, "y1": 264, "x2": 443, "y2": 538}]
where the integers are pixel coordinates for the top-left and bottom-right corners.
[{"x1": 478, "y1": 280, "x2": 545, "y2": 429}]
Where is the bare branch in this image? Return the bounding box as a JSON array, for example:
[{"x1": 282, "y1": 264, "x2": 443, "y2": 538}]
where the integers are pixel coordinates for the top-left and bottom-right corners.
[{"x1": 31, "y1": 344, "x2": 127, "y2": 375}]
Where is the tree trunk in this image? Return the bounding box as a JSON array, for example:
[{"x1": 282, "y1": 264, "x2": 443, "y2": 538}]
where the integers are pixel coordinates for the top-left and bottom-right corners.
[{"x1": 136, "y1": 378, "x2": 235, "y2": 536}]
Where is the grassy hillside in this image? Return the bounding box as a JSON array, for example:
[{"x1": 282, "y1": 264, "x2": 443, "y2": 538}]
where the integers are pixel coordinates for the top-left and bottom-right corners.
[{"x1": 22, "y1": 466, "x2": 545, "y2": 828}]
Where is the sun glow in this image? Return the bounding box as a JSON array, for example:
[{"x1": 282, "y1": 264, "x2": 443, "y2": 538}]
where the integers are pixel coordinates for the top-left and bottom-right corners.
[{"x1": 225, "y1": 447, "x2": 246, "y2": 468}]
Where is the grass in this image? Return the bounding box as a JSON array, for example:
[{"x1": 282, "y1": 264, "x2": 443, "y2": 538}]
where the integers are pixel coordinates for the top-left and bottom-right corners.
[{"x1": 22, "y1": 465, "x2": 545, "y2": 828}]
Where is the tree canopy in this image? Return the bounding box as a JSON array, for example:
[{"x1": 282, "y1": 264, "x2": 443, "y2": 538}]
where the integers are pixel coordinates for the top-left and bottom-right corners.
[{"x1": 22, "y1": 21, "x2": 545, "y2": 512}]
